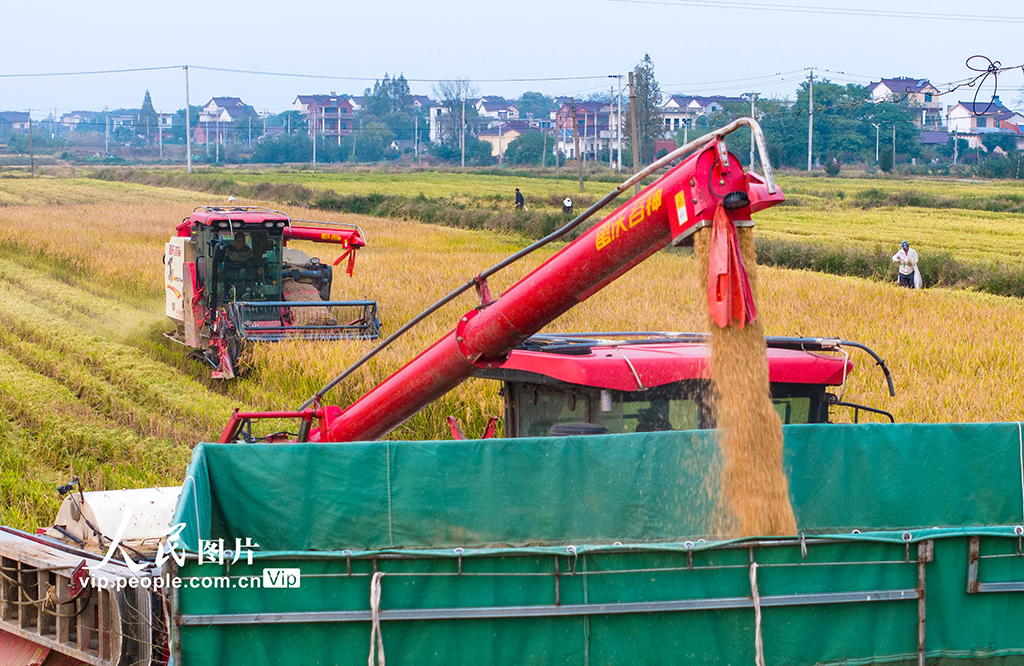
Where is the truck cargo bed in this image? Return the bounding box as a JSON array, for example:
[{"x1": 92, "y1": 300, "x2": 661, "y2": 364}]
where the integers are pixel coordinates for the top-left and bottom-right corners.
[{"x1": 170, "y1": 423, "x2": 1024, "y2": 665}]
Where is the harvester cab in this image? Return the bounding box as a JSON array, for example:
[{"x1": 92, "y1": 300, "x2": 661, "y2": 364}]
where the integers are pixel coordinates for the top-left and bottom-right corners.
[
  {"x1": 165, "y1": 206, "x2": 380, "y2": 379},
  {"x1": 473, "y1": 332, "x2": 895, "y2": 438}
]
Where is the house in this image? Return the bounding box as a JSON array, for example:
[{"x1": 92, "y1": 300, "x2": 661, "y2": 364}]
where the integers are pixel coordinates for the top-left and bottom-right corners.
[
  {"x1": 110, "y1": 114, "x2": 136, "y2": 130},
  {"x1": 0, "y1": 111, "x2": 30, "y2": 136},
  {"x1": 199, "y1": 97, "x2": 249, "y2": 124},
  {"x1": 553, "y1": 100, "x2": 623, "y2": 158},
  {"x1": 193, "y1": 97, "x2": 256, "y2": 143},
  {"x1": 60, "y1": 111, "x2": 99, "y2": 131},
  {"x1": 293, "y1": 93, "x2": 354, "y2": 142},
  {"x1": 478, "y1": 120, "x2": 534, "y2": 157},
  {"x1": 946, "y1": 96, "x2": 1024, "y2": 149},
  {"x1": 475, "y1": 97, "x2": 519, "y2": 121},
  {"x1": 947, "y1": 97, "x2": 1023, "y2": 133},
  {"x1": 409, "y1": 95, "x2": 434, "y2": 111},
  {"x1": 428, "y1": 104, "x2": 448, "y2": 143},
  {"x1": 661, "y1": 95, "x2": 745, "y2": 134},
  {"x1": 868, "y1": 78, "x2": 942, "y2": 127},
  {"x1": 389, "y1": 139, "x2": 417, "y2": 153}
]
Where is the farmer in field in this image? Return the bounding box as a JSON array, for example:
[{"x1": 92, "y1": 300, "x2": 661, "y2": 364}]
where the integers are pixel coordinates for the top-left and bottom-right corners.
[
  {"x1": 515, "y1": 188, "x2": 525, "y2": 210},
  {"x1": 892, "y1": 241, "x2": 921, "y2": 289}
]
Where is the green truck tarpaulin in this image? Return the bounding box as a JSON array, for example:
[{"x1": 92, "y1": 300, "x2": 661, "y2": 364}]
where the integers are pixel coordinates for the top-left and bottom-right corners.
[{"x1": 171, "y1": 422, "x2": 1024, "y2": 665}]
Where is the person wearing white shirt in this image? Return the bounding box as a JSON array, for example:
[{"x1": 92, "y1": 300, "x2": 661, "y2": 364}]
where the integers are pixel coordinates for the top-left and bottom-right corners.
[{"x1": 892, "y1": 241, "x2": 921, "y2": 289}]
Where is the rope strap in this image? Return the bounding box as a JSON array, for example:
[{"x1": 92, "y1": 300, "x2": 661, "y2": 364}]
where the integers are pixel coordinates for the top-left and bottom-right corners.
[
  {"x1": 368, "y1": 571, "x2": 385, "y2": 666},
  {"x1": 750, "y1": 562, "x2": 766, "y2": 666}
]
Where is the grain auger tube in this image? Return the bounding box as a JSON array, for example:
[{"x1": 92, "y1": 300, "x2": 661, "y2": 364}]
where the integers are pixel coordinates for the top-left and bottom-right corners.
[{"x1": 219, "y1": 118, "x2": 785, "y2": 443}]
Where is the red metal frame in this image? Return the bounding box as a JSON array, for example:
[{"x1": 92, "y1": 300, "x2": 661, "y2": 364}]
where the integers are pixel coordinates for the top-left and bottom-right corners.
[{"x1": 493, "y1": 344, "x2": 851, "y2": 391}]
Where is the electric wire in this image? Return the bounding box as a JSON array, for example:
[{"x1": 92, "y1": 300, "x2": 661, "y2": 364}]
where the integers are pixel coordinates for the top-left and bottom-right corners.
[{"x1": 606, "y1": 0, "x2": 1024, "y2": 24}]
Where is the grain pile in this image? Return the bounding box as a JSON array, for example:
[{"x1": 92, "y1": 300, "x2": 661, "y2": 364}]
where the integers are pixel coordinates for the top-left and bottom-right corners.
[{"x1": 694, "y1": 226, "x2": 798, "y2": 537}]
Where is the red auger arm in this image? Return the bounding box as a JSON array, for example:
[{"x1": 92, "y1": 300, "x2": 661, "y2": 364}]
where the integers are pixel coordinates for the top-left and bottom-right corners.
[
  {"x1": 284, "y1": 223, "x2": 367, "y2": 276},
  {"x1": 219, "y1": 119, "x2": 785, "y2": 443}
]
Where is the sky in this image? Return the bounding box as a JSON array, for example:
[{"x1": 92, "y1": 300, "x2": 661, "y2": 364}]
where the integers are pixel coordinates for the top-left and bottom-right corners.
[{"x1": 2, "y1": 0, "x2": 1020, "y2": 118}]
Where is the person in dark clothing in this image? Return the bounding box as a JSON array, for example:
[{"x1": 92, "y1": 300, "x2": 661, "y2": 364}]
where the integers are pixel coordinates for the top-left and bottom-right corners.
[{"x1": 514, "y1": 188, "x2": 525, "y2": 210}]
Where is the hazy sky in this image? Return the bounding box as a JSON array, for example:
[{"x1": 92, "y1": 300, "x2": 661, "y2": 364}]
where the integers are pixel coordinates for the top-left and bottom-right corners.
[{"x1": 2, "y1": 0, "x2": 1019, "y2": 117}]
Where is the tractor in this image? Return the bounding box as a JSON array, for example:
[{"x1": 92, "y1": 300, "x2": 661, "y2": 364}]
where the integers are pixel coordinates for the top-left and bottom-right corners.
[{"x1": 164, "y1": 206, "x2": 380, "y2": 379}]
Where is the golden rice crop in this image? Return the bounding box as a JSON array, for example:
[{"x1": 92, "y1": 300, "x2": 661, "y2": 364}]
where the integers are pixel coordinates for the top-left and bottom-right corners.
[{"x1": 2, "y1": 175, "x2": 1024, "y2": 527}]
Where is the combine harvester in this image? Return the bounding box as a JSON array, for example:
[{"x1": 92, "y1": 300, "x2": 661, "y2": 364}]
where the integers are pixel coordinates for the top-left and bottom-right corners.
[
  {"x1": 164, "y1": 206, "x2": 381, "y2": 379},
  {"x1": 2, "y1": 120, "x2": 1024, "y2": 665}
]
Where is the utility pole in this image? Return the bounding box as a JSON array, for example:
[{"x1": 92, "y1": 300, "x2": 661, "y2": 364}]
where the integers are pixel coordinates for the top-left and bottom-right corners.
[
  {"x1": 28, "y1": 109, "x2": 34, "y2": 177},
  {"x1": 629, "y1": 71, "x2": 640, "y2": 195},
  {"x1": 871, "y1": 123, "x2": 880, "y2": 163},
  {"x1": 953, "y1": 129, "x2": 959, "y2": 165},
  {"x1": 498, "y1": 121, "x2": 503, "y2": 166},
  {"x1": 617, "y1": 76, "x2": 623, "y2": 172},
  {"x1": 184, "y1": 65, "x2": 192, "y2": 174},
  {"x1": 807, "y1": 69, "x2": 814, "y2": 172},
  {"x1": 745, "y1": 92, "x2": 758, "y2": 170},
  {"x1": 414, "y1": 115, "x2": 419, "y2": 160},
  {"x1": 460, "y1": 97, "x2": 466, "y2": 169},
  {"x1": 248, "y1": 116, "x2": 251, "y2": 148},
  {"x1": 892, "y1": 124, "x2": 896, "y2": 168},
  {"x1": 312, "y1": 108, "x2": 317, "y2": 170},
  {"x1": 582, "y1": 111, "x2": 588, "y2": 167},
  {"x1": 105, "y1": 106, "x2": 109, "y2": 156},
  {"x1": 159, "y1": 115, "x2": 163, "y2": 160},
  {"x1": 610, "y1": 74, "x2": 623, "y2": 172},
  {"x1": 571, "y1": 98, "x2": 583, "y2": 192},
  {"x1": 215, "y1": 119, "x2": 219, "y2": 163},
  {"x1": 602, "y1": 86, "x2": 610, "y2": 167}
]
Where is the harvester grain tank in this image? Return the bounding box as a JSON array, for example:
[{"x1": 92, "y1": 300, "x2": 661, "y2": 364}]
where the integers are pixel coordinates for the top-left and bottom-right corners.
[{"x1": 164, "y1": 206, "x2": 380, "y2": 379}]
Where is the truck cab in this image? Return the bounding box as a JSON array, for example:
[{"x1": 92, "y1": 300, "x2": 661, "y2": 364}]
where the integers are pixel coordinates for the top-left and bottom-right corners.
[{"x1": 476, "y1": 333, "x2": 893, "y2": 437}]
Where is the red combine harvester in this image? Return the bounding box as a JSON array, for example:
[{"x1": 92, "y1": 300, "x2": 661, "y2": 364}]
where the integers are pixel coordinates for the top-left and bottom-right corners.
[
  {"x1": 218, "y1": 118, "x2": 895, "y2": 444},
  {"x1": 164, "y1": 206, "x2": 381, "y2": 379}
]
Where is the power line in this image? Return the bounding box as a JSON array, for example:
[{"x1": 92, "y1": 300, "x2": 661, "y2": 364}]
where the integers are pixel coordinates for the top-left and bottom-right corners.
[
  {"x1": 0, "y1": 65, "x2": 184, "y2": 78},
  {"x1": 662, "y1": 69, "x2": 806, "y2": 88},
  {"x1": 606, "y1": 0, "x2": 1024, "y2": 24},
  {"x1": 0, "y1": 64, "x2": 614, "y2": 84},
  {"x1": 191, "y1": 66, "x2": 611, "y2": 84}
]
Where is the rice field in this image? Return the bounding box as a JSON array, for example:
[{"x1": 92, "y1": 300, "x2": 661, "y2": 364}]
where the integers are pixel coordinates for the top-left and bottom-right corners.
[{"x1": 2, "y1": 172, "x2": 1024, "y2": 528}]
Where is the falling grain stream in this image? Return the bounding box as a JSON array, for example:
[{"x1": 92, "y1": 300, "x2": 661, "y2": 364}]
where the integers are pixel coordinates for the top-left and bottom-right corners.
[{"x1": 693, "y1": 226, "x2": 798, "y2": 537}]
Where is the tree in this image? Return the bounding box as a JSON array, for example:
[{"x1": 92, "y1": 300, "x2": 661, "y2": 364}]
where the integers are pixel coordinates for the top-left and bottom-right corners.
[
  {"x1": 940, "y1": 136, "x2": 970, "y2": 161},
  {"x1": 137, "y1": 90, "x2": 158, "y2": 141},
  {"x1": 354, "y1": 122, "x2": 395, "y2": 162},
  {"x1": 981, "y1": 133, "x2": 1018, "y2": 155},
  {"x1": 364, "y1": 74, "x2": 413, "y2": 116},
  {"x1": 824, "y1": 154, "x2": 841, "y2": 176},
  {"x1": 515, "y1": 92, "x2": 556, "y2": 121},
  {"x1": 625, "y1": 53, "x2": 663, "y2": 164},
  {"x1": 250, "y1": 133, "x2": 311, "y2": 163},
  {"x1": 504, "y1": 131, "x2": 554, "y2": 165},
  {"x1": 431, "y1": 78, "x2": 479, "y2": 148},
  {"x1": 879, "y1": 146, "x2": 894, "y2": 173}
]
